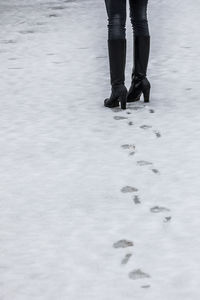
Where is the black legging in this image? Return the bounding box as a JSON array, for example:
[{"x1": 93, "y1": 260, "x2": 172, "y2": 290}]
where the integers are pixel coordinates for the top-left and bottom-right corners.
[{"x1": 105, "y1": 0, "x2": 149, "y2": 39}]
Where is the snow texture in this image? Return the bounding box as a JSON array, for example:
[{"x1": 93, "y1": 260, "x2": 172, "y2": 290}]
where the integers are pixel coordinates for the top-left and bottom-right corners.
[{"x1": 0, "y1": 0, "x2": 200, "y2": 299}]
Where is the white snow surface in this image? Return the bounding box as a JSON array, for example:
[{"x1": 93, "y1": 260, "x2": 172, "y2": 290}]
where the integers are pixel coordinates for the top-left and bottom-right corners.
[{"x1": 0, "y1": 0, "x2": 200, "y2": 299}]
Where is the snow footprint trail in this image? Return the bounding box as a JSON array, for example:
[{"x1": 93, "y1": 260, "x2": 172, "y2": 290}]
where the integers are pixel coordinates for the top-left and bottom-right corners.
[
  {"x1": 111, "y1": 106, "x2": 147, "y2": 282},
  {"x1": 111, "y1": 102, "x2": 172, "y2": 286},
  {"x1": 113, "y1": 105, "x2": 162, "y2": 139}
]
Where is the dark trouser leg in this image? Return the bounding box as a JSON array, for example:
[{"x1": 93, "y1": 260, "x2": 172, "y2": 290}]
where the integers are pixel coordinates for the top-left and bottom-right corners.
[
  {"x1": 129, "y1": 0, "x2": 149, "y2": 37},
  {"x1": 127, "y1": 0, "x2": 151, "y2": 102},
  {"x1": 104, "y1": 0, "x2": 127, "y2": 109}
]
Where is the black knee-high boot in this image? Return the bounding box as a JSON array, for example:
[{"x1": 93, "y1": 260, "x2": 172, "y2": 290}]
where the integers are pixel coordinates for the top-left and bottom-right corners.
[
  {"x1": 127, "y1": 36, "x2": 151, "y2": 103},
  {"x1": 104, "y1": 39, "x2": 127, "y2": 109}
]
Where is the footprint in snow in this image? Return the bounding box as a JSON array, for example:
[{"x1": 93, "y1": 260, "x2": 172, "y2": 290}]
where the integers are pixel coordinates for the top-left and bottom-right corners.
[
  {"x1": 149, "y1": 109, "x2": 155, "y2": 113},
  {"x1": 154, "y1": 130, "x2": 162, "y2": 138},
  {"x1": 128, "y1": 121, "x2": 134, "y2": 126},
  {"x1": 137, "y1": 160, "x2": 153, "y2": 166},
  {"x1": 121, "y1": 144, "x2": 135, "y2": 150},
  {"x1": 151, "y1": 168, "x2": 160, "y2": 174},
  {"x1": 164, "y1": 216, "x2": 172, "y2": 223},
  {"x1": 121, "y1": 186, "x2": 138, "y2": 193},
  {"x1": 140, "y1": 125, "x2": 152, "y2": 130},
  {"x1": 129, "y1": 269, "x2": 151, "y2": 280},
  {"x1": 150, "y1": 206, "x2": 170, "y2": 213},
  {"x1": 113, "y1": 116, "x2": 128, "y2": 120},
  {"x1": 121, "y1": 253, "x2": 132, "y2": 265},
  {"x1": 141, "y1": 285, "x2": 151, "y2": 289},
  {"x1": 113, "y1": 240, "x2": 134, "y2": 248},
  {"x1": 121, "y1": 145, "x2": 135, "y2": 155},
  {"x1": 129, "y1": 151, "x2": 135, "y2": 156},
  {"x1": 133, "y1": 195, "x2": 141, "y2": 204}
]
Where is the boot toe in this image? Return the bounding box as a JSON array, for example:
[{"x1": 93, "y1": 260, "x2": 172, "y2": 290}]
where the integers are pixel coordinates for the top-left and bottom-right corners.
[{"x1": 104, "y1": 98, "x2": 119, "y2": 108}]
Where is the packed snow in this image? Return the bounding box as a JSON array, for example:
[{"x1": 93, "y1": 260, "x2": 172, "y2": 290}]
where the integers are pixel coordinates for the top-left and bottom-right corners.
[{"x1": 0, "y1": 0, "x2": 200, "y2": 299}]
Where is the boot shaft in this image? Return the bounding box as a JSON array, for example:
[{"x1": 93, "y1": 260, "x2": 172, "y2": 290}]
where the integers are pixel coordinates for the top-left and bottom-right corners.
[
  {"x1": 108, "y1": 39, "x2": 126, "y2": 87},
  {"x1": 132, "y1": 36, "x2": 150, "y2": 79}
]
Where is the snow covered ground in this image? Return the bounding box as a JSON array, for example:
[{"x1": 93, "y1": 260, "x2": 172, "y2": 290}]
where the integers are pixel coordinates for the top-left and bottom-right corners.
[{"x1": 0, "y1": 0, "x2": 200, "y2": 299}]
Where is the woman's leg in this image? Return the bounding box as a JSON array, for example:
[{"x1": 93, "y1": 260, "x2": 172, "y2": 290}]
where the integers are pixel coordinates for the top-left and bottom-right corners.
[
  {"x1": 105, "y1": 0, "x2": 126, "y2": 40},
  {"x1": 129, "y1": 0, "x2": 149, "y2": 37},
  {"x1": 127, "y1": 0, "x2": 151, "y2": 102},
  {"x1": 104, "y1": 0, "x2": 127, "y2": 109}
]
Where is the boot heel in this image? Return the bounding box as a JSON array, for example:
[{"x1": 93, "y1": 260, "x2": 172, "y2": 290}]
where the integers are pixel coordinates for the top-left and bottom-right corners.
[
  {"x1": 119, "y1": 88, "x2": 127, "y2": 110},
  {"x1": 141, "y1": 79, "x2": 151, "y2": 103},
  {"x1": 143, "y1": 87, "x2": 150, "y2": 103}
]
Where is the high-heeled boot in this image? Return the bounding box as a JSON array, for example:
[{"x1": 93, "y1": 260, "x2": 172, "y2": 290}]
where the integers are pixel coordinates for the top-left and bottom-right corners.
[
  {"x1": 127, "y1": 36, "x2": 151, "y2": 103},
  {"x1": 104, "y1": 39, "x2": 127, "y2": 109}
]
